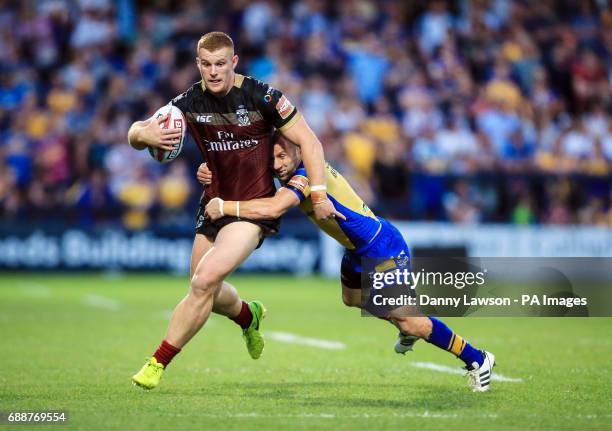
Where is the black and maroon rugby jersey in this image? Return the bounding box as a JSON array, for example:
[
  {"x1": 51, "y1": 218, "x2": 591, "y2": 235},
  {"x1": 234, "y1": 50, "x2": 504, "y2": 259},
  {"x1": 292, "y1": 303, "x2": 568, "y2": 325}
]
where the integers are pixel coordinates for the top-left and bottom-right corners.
[{"x1": 170, "y1": 74, "x2": 300, "y2": 203}]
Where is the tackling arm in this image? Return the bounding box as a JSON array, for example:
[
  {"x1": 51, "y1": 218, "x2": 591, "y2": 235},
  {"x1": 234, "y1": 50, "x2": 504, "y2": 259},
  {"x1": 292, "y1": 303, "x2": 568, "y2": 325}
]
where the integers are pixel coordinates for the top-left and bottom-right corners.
[
  {"x1": 205, "y1": 188, "x2": 300, "y2": 221},
  {"x1": 280, "y1": 117, "x2": 329, "y2": 201},
  {"x1": 280, "y1": 117, "x2": 326, "y2": 194},
  {"x1": 279, "y1": 117, "x2": 344, "y2": 220}
]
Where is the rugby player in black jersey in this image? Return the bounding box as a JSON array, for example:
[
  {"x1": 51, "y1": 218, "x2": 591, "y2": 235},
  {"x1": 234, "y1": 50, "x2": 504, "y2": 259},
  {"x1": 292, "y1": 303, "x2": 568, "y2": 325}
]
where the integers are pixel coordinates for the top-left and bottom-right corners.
[{"x1": 127, "y1": 32, "x2": 341, "y2": 390}]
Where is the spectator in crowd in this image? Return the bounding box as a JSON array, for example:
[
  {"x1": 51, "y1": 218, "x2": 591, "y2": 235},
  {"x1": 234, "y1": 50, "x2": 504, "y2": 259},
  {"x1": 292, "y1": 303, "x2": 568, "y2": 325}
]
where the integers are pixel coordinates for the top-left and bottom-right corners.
[
  {"x1": 0, "y1": 0, "x2": 610, "y2": 228},
  {"x1": 443, "y1": 180, "x2": 482, "y2": 224}
]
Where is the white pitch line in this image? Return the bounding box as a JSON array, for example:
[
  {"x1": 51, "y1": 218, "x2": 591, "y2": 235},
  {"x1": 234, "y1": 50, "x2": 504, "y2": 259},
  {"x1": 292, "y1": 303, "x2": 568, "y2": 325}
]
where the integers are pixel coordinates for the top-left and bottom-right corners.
[
  {"x1": 165, "y1": 411, "x2": 499, "y2": 419},
  {"x1": 267, "y1": 331, "x2": 346, "y2": 350},
  {"x1": 162, "y1": 411, "x2": 612, "y2": 420},
  {"x1": 411, "y1": 361, "x2": 523, "y2": 382},
  {"x1": 84, "y1": 294, "x2": 121, "y2": 311}
]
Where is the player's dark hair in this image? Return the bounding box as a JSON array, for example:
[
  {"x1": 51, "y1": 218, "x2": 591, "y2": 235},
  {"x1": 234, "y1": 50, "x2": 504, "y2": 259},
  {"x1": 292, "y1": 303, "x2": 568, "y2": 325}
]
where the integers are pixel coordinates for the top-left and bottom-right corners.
[
  {"x1": 272, "y1": 132, "x2": 293, "y2": 151},
  {"x1": 197, "y1": 32, "x2": 234, "y2": 53},
  {"x1": 272, "y1": 131, "x2": 282, "y2": 146},
  {"x1": 272, "y1": 132, "x2": 300, "y2": 158}
]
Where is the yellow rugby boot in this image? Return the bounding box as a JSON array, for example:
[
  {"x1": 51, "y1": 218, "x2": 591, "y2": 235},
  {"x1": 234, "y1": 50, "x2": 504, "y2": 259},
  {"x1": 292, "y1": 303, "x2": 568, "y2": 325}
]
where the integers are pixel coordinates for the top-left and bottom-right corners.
[
  {"x1": 242, "y1": 300, "x2": 266, "y2": 359},
  {"x1": 132, "y1": 357, "x2": 165, "y2": 390}
]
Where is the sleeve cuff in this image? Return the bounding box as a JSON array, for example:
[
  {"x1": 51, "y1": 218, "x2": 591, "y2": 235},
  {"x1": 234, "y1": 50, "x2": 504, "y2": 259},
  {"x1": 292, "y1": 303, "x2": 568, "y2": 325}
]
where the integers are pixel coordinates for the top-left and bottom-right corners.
[{"x1": 278, "y1": 110, "x2": 301, "y2": 132}]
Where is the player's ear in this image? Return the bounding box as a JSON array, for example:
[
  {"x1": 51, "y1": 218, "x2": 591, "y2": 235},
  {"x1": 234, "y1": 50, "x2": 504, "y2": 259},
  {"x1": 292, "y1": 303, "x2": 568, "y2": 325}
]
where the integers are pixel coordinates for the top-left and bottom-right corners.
[{"x1": 232, "y1": 54, "x2": 239, "y2": 69}]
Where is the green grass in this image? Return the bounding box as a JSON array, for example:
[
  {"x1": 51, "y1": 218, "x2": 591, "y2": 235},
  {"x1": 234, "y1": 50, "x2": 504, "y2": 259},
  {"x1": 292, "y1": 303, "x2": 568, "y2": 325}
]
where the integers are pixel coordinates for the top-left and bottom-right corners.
[{"x1": 0, "y1": 274, "x2": 610, "y2": 430}]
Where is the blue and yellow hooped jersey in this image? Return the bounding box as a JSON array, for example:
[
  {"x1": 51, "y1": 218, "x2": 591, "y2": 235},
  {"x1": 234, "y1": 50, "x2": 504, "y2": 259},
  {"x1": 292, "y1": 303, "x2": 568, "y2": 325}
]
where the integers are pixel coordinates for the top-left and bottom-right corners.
[{"x1": 283, "y1": 163, "x2": 382, "y2": 251}]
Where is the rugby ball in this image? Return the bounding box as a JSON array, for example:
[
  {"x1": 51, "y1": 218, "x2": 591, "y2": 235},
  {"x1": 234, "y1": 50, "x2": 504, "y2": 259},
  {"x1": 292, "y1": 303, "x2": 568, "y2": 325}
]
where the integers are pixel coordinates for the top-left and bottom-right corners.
[{"x1": 147, "y1": 105, "x2": 186, "y2": 163}]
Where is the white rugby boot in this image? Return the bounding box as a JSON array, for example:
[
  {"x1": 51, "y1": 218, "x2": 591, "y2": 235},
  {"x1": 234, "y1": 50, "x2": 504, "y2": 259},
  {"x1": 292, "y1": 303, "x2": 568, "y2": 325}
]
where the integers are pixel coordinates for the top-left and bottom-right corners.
[{"x1": 465, "y1": 350, "x2": 496, "y2": 392}]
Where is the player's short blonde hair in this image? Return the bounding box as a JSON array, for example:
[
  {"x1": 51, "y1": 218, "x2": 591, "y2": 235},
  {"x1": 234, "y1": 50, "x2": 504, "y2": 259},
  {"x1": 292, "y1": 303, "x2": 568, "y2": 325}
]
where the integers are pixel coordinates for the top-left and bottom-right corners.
[{"x1": 196, "y1": 32, "x2": 234, "y2": 54}]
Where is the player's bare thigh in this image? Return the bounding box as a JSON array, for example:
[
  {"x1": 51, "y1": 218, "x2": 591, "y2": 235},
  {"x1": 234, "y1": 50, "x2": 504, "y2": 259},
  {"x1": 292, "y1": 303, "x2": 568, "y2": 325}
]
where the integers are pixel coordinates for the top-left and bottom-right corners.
[
  {"x1": 192, "y1": 235, "x2": 230, "y2": 304},
  {"x1": 191, "y1": 222, "x2": 263, "y2": 291},
  {"x1": 191, "y1": 233, "x2": 213, "y2": 278}
]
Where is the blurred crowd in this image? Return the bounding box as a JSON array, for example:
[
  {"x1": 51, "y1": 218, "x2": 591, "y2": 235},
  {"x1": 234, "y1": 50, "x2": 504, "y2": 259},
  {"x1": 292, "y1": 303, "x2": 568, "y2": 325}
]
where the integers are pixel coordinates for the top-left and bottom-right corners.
[{"x1": 1, "y1": 0, "x2": 611, "y2": 229}]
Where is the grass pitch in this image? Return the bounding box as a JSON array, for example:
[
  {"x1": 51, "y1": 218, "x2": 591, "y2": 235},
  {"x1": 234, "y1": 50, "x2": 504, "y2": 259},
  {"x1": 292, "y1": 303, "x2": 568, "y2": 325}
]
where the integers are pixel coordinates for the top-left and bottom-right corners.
[{"x1": 0, "y1": 273, "x2": 610, "y2": 430}]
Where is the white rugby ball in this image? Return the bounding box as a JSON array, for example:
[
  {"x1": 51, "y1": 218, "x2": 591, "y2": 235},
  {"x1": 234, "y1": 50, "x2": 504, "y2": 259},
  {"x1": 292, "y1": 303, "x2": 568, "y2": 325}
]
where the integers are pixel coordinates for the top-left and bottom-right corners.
[{"x1": 147, "y1": 105, "x2": 186, "y2": 163}]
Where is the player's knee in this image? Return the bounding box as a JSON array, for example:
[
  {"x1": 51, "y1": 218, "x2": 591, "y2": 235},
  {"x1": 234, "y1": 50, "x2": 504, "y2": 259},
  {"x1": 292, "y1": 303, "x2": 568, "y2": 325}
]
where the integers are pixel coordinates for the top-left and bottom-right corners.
[
  {"x1": 396, "y1": 317, "x2": 431, "y2": 338},
  {"x1": 190, "y1": 270, "x2": 223, "y2": 297},
  {"x1": 341, "y1": 290, "x2": 360, "y2": 308}
]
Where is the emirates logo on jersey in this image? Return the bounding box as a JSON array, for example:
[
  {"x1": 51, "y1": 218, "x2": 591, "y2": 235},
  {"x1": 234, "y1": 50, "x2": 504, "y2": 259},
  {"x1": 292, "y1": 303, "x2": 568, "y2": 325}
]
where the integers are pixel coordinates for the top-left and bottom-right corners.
[{"x1": 205, "y1": 130, "x2": 259, "y2": 152}]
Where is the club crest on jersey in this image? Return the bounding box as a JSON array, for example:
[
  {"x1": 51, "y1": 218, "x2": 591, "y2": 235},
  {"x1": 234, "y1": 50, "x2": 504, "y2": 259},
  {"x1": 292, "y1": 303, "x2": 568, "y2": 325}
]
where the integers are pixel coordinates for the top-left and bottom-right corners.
[
  {"x1": 236, "y1": 106, "x2": 250, "y2": 126},
  {"x1": 394, "y1": 251, "x2": 410, "y2": 269}
]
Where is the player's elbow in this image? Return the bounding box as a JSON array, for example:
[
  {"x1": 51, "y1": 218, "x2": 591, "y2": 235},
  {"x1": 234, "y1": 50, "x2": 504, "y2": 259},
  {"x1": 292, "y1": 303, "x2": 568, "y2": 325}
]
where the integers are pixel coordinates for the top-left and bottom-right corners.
[
  {"x1": 267, "y1": 203, "x2": 287, "y2": 219},
  {"x1": 267, "y1": 207, "x2": 283, "y2": 219},
  {"x1": 128, "y1": 122, "x2": 146, "y2": 150},
  {"x1": 127, "y1": 121, "x2": 140, "y2": 138},
  {"x1": 127, "y1": 123, "x2": 138, "y2": 144}
]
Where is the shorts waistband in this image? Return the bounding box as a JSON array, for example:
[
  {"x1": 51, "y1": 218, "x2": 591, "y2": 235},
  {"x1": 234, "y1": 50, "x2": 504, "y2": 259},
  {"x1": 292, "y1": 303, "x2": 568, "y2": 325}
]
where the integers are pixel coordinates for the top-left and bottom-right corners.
[{"x1": 352, "y1": 218, "x2": 386, "y2": 256}]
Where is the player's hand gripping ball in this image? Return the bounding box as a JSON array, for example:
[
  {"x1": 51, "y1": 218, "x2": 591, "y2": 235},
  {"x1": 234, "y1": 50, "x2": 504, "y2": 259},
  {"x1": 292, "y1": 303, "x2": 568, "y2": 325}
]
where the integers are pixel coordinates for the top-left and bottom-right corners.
[{"x1": 147, "y1": 105, "x2": 186, "y2": 163}]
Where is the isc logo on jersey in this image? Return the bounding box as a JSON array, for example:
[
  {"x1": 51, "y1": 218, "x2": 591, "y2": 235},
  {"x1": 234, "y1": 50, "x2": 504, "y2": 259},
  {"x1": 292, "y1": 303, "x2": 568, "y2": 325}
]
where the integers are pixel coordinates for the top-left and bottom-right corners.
[
  {"x1": 148, "y1": 105, "x2": 186, "y2": 163},
  {"x1": 196, "y1": 114, "x2": 212, "y2": 123}
]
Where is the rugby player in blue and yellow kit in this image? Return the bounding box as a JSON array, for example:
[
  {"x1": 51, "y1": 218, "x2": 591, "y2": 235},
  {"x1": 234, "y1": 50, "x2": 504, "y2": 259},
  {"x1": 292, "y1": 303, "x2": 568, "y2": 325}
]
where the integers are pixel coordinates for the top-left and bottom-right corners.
[{"x1": 202, "y1": 134, "x2": 496, "y2": 392}]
